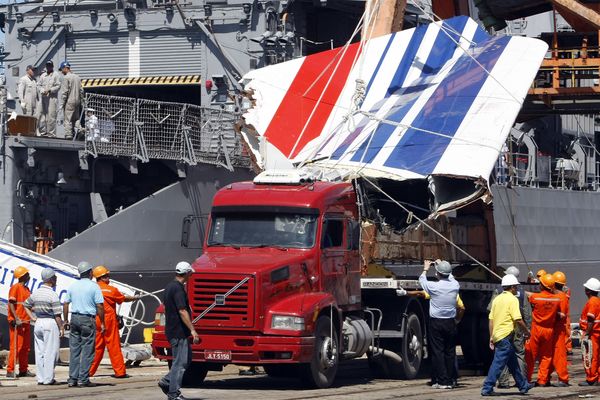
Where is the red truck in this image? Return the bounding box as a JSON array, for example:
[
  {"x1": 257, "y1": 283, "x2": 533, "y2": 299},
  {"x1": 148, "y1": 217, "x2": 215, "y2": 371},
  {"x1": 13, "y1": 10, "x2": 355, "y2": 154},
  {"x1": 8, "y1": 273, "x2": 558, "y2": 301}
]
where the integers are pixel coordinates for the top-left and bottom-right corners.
[{"x1": 152, "y1": 170, "x2": 502, "y2": 388}]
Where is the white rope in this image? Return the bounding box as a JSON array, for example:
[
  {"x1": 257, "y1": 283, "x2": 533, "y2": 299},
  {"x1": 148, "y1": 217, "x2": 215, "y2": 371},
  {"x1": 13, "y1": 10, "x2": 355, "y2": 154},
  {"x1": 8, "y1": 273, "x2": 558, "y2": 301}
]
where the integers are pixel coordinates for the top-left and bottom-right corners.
[
  {"x1": 359, "y1": 173, "x2": 503, "y2": 281},
  {"x1": 289, "y1": 0, "x2": 381, "y2": 159},
  {"x1": 356, "y1": 109, "x2": 502, "y2": 151},
  {"x1": 410, "y1": 1, "x2": 522, "y2": 105},
  {"x1": 583, "y1": 337, "x2": 593, "y2": 370}
]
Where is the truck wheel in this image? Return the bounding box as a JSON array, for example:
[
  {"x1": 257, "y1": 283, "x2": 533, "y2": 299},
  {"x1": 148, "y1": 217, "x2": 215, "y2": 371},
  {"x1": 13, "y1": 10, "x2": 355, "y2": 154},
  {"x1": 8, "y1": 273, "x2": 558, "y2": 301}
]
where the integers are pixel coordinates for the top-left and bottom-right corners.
[
  {"x1": 367, "y1": 313, "x2": 423, "y2": 380},
  {"x1": 399, "y1": 313, "x2": 423, "y2": 379},
  {"x1": 264, "y1": 364, "x2": 299, "y2": 378},
  {"x1": 301, "y1": 316, "x2": 339, "y2": 388},
  {"x1": 181, "y1": 362, "x2": 208, "y2": 387}
]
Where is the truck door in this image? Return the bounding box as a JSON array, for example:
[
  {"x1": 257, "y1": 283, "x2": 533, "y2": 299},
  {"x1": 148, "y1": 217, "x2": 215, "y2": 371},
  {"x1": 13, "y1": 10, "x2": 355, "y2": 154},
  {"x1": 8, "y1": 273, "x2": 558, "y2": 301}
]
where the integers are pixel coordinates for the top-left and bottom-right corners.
[
  {"x1": 345, "y1": 218, "x2": 361, "y2": 307},
  {"x1": 321, "y1": 216, "x2": 349, "y2": 306}
]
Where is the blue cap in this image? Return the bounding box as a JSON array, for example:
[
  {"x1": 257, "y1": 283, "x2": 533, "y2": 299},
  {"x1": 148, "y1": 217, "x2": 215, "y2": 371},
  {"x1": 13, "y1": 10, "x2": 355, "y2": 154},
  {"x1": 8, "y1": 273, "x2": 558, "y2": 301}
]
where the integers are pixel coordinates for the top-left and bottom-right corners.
[{"x1": 59, "y1": 61, "x2": 71, "y2": 70}]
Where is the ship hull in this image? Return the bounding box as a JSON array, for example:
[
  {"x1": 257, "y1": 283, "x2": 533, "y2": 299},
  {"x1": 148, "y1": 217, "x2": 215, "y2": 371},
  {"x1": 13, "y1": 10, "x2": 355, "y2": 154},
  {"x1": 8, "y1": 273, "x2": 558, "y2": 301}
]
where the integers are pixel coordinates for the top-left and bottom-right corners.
[{"x1": 492, "y1": 184, "x2": 600, "y2": 315}]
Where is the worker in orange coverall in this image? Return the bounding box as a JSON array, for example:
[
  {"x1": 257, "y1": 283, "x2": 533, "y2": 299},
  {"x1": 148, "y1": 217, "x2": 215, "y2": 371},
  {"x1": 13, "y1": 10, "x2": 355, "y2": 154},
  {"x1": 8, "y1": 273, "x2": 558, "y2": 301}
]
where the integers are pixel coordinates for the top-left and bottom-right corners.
[
  {"x1": 553, "y1": 271, "x2": 572, "y2": 354},
  {"x1": 89, "y1": 266, "x2": 140, "y2": 378},
  {"x1": 548, "y1": 270, "x2": 570, "y2": 386},
  {"x1": 6, "y1": 266, "x2": 34, "y2": 378},
  {"x1": 578, "y1": 278, "x2": 600, "y2": 387},
  {"x1": 525, "y1": 274, "x2": 563, "y2": 386}
]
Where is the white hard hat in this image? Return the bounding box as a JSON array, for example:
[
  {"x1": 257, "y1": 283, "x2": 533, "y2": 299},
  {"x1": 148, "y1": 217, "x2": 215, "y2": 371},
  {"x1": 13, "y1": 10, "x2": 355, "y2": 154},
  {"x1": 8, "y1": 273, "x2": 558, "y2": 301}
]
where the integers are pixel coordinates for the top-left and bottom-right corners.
[
  {"x1": 504, "y1": 266, "x2": 520, "y2": 278},
  {"x1": 175, "y1": 261, "x2": 193, "y2": 274},
  {"x1": 583, "y1": 277, "x2": 600, "y2": 292},
  {"x1": 41, "y1": 267, "x2": 56, "y2": 282},
  {"x1": 501, "y1": 274, "x2": 520, "y2": 287},
  {"x1": 434, "y1": 260, "x2": 452, "y2": 275},
  {"x1": 77, "y1": 261, "x2": 93, "y2": 275}
]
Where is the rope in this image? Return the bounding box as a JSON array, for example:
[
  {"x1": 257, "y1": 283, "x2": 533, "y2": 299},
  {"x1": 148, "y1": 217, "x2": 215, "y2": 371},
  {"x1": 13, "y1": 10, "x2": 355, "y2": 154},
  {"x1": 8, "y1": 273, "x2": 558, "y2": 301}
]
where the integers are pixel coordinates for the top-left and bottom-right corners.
[
  {"x1": 359, "y1": 174, "x2": 503, "y2": 281},
  {"x1": 410, "y1": 1, "x2": 523, "y2": 105},
  {"x1": 289, "y1": 0, "x2": 383, "y2": 159},
  {"x1": 583, "y1": 337, "x2": 593, "y2": 370},
  {"x1": 357, "y1": 110, "x2": 503, "y2": 151},
  {"x1": 495, "y1": 185, "x2": 531, "y2": 274}
]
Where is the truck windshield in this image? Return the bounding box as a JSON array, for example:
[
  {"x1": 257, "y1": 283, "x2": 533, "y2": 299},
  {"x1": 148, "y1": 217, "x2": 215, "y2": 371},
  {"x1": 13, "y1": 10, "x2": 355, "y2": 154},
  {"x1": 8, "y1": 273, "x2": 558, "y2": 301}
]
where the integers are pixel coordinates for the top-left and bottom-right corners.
[{"x1": 208, "y1": 211, "x2": 318, "y2": 248}]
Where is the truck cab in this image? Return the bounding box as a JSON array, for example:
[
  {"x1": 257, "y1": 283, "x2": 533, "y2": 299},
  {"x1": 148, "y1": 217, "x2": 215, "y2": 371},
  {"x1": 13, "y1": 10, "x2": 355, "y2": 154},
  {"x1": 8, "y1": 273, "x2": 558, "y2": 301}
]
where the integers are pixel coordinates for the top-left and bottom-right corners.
[{"x1": 152, "y1": 170, "x2": 368, "y2": 388}]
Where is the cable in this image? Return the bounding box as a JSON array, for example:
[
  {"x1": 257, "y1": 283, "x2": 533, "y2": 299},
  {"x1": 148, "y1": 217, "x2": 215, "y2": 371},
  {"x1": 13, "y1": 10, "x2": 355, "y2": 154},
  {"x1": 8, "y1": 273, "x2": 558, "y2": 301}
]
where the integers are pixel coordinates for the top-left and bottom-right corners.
[
  {"x1": 359, "y1": 173, "x2": 503, "y2": 281},
  {"x1": 494, "y1": 184, "x2": 531, "y2": 274},
  {"x1": 288, "y1": 2, "x2": 378, "y2": 158},
  {"x1": 410, "y1": 1, "x2": 523, "y2": 105}
]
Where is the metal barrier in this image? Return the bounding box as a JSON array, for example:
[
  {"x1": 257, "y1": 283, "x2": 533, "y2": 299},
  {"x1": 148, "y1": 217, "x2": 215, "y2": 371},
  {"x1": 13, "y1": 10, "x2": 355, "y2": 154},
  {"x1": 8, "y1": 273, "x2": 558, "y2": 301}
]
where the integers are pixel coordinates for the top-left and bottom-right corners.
[{"x1": 84, "y1": 93, "x2": 249, "y2": 170}]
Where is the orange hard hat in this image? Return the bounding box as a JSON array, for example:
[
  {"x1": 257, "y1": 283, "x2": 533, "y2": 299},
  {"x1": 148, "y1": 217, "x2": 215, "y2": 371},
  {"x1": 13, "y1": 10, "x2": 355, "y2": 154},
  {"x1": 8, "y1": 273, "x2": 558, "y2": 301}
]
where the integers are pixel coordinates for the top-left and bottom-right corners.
[
  {"x1": 13, "y1": 266, "x2": 29, "y2": 279},
  {"x1": 93, "y1": 265, "x2": 110, "y2": 279},
  {"x1": 540, "y1": 273, "x2": 555, "y2": 290},
  {"x1": 536, "y1": 269, "x2": 547, "y2": 278},
  {"x1": 553, "y1": 271, "x2": 567, "y2": 285}
]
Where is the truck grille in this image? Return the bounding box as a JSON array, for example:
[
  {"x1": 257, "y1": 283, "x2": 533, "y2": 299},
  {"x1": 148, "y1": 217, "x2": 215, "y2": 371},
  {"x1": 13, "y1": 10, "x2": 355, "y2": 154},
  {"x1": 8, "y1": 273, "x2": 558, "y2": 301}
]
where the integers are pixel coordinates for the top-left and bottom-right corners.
[{"x1": 190, "y1": 273, "x2": 255, "y2": 328}]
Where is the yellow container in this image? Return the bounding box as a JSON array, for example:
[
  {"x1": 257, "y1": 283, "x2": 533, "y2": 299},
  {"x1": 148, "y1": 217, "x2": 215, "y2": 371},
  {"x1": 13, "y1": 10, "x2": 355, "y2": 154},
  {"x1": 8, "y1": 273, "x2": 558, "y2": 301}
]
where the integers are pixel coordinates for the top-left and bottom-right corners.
[{"x1": 143, "y1": 328, "x2": 155, "y2": 343}]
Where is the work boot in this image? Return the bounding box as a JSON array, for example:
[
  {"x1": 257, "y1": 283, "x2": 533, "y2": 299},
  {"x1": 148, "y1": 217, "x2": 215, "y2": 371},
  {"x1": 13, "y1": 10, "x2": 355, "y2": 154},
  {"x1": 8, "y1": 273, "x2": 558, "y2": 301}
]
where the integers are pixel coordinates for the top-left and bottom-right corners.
[
  {"x1": 552, "y1": 381, "x2": 570, "y2": 387},
  {"x1": 18, "y1": 371, "x2": 35, "y2": 377},
  {"x1": 158, "y1": 380, "x2": 169, "y2": 395},
  {"x1": 578, "y1": 381, "x2": 598, "y2": 386},
  {"x1": 6, "y1": 372, "x2": 15, "y2": 378},
  {"x1": 77, "y1": 381, "x2": 97, "y2": 387},
  {"x1": 519, "y1": 383, "x2": 534, "y2": 394},
  {"x1": 111, "y1": 374, "x2": 130, "y2": 379}
]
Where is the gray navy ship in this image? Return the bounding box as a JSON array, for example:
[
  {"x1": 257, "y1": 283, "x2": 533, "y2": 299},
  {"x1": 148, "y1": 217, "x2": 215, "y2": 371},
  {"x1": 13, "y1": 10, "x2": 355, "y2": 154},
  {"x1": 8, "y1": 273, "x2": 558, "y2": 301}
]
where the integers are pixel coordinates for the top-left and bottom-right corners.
[{"x1": 1, "y1": 0, "x2": 600, "y2": 351}]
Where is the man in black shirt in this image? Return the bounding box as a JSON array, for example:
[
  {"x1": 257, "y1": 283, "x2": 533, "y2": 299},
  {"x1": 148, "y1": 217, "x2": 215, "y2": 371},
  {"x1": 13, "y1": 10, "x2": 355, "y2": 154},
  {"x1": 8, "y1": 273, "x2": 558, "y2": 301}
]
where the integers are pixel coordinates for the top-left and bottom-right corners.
[{"x1": 158, "y1": 262, "x2": 199, "y2": 400}]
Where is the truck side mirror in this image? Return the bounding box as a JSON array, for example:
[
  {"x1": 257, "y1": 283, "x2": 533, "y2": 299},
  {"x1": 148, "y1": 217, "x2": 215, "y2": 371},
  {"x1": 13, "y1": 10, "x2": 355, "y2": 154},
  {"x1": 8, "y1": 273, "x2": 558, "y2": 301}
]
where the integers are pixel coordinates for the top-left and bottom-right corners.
[{"x1": 181, "y1": 215, "x2": 207, "y2": 249}]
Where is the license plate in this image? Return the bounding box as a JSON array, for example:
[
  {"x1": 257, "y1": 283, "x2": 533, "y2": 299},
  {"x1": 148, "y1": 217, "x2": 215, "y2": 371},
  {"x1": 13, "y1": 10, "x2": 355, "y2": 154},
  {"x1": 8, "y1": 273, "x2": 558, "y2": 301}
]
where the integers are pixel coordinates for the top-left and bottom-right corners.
[{"x1": 204, "y1": 350, "x2": 232, "y2": 361}]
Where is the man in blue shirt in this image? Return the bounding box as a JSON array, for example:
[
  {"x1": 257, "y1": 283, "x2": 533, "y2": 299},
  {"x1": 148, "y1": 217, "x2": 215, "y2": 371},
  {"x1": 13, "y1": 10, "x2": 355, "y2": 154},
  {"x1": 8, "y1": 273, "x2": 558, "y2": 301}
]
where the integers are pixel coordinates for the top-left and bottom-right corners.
[
  {"x1": 419, "y1": 259, "x2": 460, "y2": 389},
  {"x1": 63, "y1": 261, "x2": 105, "y2": 387}
]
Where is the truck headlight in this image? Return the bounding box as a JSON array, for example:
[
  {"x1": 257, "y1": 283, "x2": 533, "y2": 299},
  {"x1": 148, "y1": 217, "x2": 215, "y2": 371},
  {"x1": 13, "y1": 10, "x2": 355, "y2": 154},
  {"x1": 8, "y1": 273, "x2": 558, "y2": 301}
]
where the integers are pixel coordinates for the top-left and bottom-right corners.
[{"x1": 271, "y1": 315, "x2": 305, "y2": 331}]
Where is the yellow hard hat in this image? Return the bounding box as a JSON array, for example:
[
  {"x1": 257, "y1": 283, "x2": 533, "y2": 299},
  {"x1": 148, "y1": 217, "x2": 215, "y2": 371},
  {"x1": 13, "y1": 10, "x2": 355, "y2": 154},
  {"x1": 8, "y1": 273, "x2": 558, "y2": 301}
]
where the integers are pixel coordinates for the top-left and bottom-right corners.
[
  {"x1": 536, "y1": 269, "x2": 547, "y2": 278},
  {"x1": 14, "y1": 266, "x2": 29, "y2": 279},
  {"x1": 93, "y1": 265, "x2": 110, "y2": 279},
  {"x1": 540, "y1": 274, "x2": 555, "y2": 290},
  {"x1": 553, "y1": 271, "x2": 566, "y2": 285}
]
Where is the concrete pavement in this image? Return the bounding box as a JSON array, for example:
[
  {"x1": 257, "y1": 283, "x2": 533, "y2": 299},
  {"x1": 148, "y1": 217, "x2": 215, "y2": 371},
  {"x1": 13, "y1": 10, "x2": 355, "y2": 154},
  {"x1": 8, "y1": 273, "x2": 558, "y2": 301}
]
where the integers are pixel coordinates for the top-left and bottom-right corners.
[{"x1": 0, "y1": 348, "x2": 597, "y2": 400}]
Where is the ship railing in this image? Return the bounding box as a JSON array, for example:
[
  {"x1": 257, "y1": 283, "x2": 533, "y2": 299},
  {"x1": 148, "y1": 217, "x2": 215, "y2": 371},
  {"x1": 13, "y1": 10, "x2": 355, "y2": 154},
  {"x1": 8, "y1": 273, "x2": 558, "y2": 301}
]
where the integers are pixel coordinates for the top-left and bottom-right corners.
[
  {"x1": 83, "y1": 93, "x2": 250, "y2": 170},
  {"x1": 495, "y1": 151, "x2": 552, "y2": 187}
]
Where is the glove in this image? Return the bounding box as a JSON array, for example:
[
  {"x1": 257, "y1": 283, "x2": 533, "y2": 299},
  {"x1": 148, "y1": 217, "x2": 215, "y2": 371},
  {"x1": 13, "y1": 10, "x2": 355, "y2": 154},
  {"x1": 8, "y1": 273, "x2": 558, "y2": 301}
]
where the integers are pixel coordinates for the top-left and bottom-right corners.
[{"x1": 20, "y1": 102, "x2": 26, "y2": 109}]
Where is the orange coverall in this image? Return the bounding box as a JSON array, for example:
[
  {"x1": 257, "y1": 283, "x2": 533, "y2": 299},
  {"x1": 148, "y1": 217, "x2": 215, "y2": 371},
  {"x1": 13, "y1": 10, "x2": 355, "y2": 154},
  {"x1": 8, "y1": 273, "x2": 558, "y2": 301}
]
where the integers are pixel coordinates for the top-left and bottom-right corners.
[
  {"x1": 7, "y1": 283, "x2": 31, "y2": 374},
  {"x1": 525, "y1": 291, "x2": 561, "y2": 385},
  {"x1": 561, "y1": 286, "x2": 572, "y2": 352},
  {"x1": 580, "y1": 296, "x2": 600, "y2": 383},
  {"x1": 89, "y1": 281, "x2": 127, "y2": 377},
  {"x1": 550, "y1": 290, "x2": 570, "y2": 383}
]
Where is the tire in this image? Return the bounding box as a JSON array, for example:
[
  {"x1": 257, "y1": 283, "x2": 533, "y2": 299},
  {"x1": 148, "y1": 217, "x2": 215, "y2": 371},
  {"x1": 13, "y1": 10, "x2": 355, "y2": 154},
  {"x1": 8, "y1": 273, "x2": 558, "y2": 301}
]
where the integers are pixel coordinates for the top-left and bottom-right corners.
[
  {"x1": 367, "y1": 312, "x2": 423, "y2": 380},
  {"x1": 264, "y1": 364, "x2": 300, "y2": 378},
  {"x1": 399, "y1": 313, "x2": 423, "y2": 379},
  {"x1": 301, "y1": 316, "x2": 339, "y2": 388},
  {"x1": 181, "y1": 362, "x2": 208, "y2": 388}
]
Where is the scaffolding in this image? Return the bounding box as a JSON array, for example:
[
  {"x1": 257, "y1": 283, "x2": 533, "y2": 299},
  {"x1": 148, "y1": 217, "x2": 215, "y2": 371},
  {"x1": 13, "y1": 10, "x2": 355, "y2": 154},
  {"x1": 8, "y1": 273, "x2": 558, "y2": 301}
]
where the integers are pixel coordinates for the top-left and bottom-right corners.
[{"x1": 84, "y1": 93, "x2": 249, "y2": 170}]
